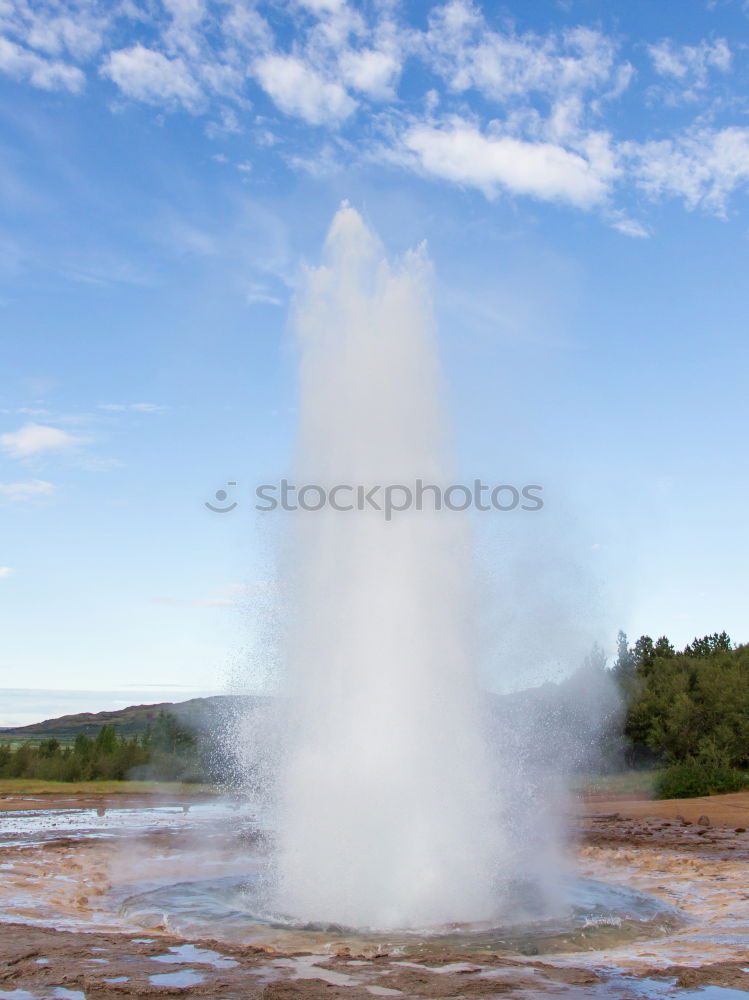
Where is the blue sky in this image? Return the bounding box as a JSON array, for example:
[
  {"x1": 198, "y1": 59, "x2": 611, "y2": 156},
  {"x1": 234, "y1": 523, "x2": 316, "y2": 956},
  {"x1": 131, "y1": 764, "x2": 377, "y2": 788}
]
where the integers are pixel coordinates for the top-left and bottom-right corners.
[{"x1": 1, "y1": 0, "x2": 748, "y2": 724}]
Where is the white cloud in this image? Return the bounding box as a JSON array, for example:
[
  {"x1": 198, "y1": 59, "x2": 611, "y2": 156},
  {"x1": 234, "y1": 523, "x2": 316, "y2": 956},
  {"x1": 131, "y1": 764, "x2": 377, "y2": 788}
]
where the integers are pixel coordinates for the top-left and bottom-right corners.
[
  {"x1": 340, "y1": 48, "x2": 400, "y2": 99},
  {"x1": 132, "y1": 402, "x2": 166, "y2": 412},
  {"x1": 424, "y1": 4, "x2": 623, "y2": 105},
  {"x1": 625, "y1": 126, "x2": 749, "y2": 216},
  {"x1": 286, "y1": 143, "x2": 342, "y2": 178},
  {"x1": 101, "y1": 44, "x2": 202, "y2": 110},
  {"x1": 254, "y1": 53, "x2": 356, "y2": 125},
  {"x1": 0, "y1": 35, "x2": 84, "y2": 92},
  {"x1": 0, "y1": 423, "x2": 80, "y2": 458},
  {"x1": 401, "y1": 119, "x2": 612, "y2": 207},
  {"x1": 299, "y1": 0, "x2": 346, "y2": 12},
  {"x1": 162, "y1": 0, "x2": 206, "y2": 59},
  {"x1": 206, "y1": 107, "x2": 242, "y2": 138},
  {"x1": 0, "y1": 479, "x2": 55, "y2": 501},
  {"x1": 25, "y1": 12, "x2": 106, "y2": 60},
  {"x1": 648, "y1": 38, "x2": 731, "y2": 92},
  {"x1": 0, "y1": 566, "x2": 13, "y2": 578},
  {"x1": 1, "y1": 0, "x2": 748, "y2": 229},
  {"x1": 222, "y1": 2, "x2": 272, "y2": 48},
  {"x1": 246, "y1": 281, "x2": 284, "y2": 305},
  {"x1": 609, "y1": 215, "x2": 650, "y2": 239}
]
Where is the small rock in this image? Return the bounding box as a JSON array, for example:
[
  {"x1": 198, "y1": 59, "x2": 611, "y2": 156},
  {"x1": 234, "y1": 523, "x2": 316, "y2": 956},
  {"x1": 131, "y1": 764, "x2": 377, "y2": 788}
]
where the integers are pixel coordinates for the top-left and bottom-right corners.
[
  {"x1": 735, "y1": 827, "x2": 746, "y2": 834},
  {"x1": 697, "y1": 815, "x2": 711, "y2": 827}
]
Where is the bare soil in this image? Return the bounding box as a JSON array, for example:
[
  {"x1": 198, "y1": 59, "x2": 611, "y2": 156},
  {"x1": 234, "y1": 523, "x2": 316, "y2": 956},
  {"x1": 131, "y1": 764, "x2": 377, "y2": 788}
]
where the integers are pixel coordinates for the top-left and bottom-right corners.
[{"x1": 583, "y1": 790, "x2": 749, "y2": 827}]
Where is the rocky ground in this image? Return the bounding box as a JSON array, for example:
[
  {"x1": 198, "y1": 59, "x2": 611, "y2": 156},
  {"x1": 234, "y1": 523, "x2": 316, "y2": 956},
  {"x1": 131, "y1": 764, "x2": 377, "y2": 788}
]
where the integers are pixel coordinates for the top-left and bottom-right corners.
[{"x1": 1, "y1": 793, "x2": 748, "y2": 999}]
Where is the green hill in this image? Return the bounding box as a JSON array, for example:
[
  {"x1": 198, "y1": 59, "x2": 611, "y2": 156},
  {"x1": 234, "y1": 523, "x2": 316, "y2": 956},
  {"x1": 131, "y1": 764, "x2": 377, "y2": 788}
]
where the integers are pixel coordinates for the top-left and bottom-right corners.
[{"x1": 0, "y1": 695, "x2": 264, "y2": 745}]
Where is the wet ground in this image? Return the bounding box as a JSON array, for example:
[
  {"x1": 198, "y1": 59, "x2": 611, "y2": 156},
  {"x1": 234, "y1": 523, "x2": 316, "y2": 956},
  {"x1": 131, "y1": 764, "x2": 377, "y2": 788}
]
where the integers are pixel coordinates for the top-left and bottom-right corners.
[{"x1": 1, "y1": 794, "x2": 748, "y2": 999}]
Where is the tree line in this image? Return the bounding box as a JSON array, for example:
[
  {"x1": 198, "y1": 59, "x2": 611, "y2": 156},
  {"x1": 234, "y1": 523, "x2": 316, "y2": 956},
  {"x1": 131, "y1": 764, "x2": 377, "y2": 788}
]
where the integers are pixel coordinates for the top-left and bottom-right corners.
[
  {"x1": 0, "y1": 711, "x2": 206, "y2": 783},
  {"x1": 613, "y1": 629, "x2": 749, "y2": 797}
]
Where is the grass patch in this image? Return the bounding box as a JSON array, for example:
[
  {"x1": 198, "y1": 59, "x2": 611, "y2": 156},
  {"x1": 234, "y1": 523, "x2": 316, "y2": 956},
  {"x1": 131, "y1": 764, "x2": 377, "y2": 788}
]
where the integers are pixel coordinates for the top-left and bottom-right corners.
[
  {"x1": 0, "y1": 778, "x2": 218, "y2": 796},
  {"x1": 573, "y1": 770, "x2": 664, "y2": 798}
]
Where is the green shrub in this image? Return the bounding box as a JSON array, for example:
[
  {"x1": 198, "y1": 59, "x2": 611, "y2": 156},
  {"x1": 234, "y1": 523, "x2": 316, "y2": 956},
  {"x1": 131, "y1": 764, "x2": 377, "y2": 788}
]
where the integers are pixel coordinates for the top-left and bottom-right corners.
[
  {"x1": 0, "y1": 713, "x2": 202, "y2": 783},
  {"x1": 655, "y1": 760, "x2": 749, "y2": 799}
]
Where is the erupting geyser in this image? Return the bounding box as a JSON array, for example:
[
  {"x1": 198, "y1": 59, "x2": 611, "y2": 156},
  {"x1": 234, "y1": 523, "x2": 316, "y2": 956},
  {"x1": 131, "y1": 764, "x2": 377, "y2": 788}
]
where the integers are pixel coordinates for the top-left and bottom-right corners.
[
  {"x1": 274, "y1": 204, "x2": 504, "y2": 930},
  {"x1": 106, "y1": 207, "x2": 670, "y2": 959}
]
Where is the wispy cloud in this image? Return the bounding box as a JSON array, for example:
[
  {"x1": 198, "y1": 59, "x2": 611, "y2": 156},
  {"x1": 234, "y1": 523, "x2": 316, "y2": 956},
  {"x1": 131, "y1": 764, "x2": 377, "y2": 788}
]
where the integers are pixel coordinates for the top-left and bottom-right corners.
[
  {"x1": 0, "y1": 0, "x2": 748, "y2": 227},
  {"x1": 101, "y1": 44, "x2": 203, "y2": 110},
  {"x1": 623, "y1": 125, "x2": 749, "y2": 216},
  {"x1": 0, "y1": 36, "x2": 85, "y2": 93},
  {"x1": 245, "y1": 281, "x2": 284, "y2": 306},
  {"x1": 0, "y1": 479, "x2": 55, "y2": 501},
  {"x1": 97, "y1": 402, "x2": 167, "y2": 413},
  {"x1": 0, "y1": 566, "x2": 13, "y2": 579},
  {"x1": 648, "y1": 37, "x2": 731, "y2": 102},
  {"x1": 0, "y1": 423, "x2": 82, "y2": 458},
  {"x1": 608, "y1": 213, "x2": 651, "y2": 239},
  {"x1": 423, "y1": 9, "x2": 624, "y2": 106}
]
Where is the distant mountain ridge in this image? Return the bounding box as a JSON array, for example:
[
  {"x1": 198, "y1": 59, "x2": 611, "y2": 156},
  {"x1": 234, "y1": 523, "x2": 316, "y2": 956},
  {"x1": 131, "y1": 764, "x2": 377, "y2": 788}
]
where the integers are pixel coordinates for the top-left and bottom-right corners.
[{"x1": 0, "y1": 695, "x2": 267, "y2": 742}]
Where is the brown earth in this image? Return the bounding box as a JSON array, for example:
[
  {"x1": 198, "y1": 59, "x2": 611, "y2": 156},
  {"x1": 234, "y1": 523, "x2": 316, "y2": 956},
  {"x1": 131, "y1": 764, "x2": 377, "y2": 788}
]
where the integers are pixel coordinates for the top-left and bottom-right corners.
[
  {"x1": 583, "y1": 790, "x2": 749, "y2": 827},
  {"x1": 0, "y1": 922, "x2": 614, "y2": 1000}
]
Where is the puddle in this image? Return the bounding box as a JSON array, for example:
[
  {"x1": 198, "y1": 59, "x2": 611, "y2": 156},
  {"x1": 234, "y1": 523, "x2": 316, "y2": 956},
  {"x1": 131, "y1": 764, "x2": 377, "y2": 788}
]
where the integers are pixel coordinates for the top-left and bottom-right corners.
[
  {"x1": 0, "y1": 991, "x2": 86, "y2": 1000},
  {"x1": 152, "y1": 943, "x2": 238, "y2": 968},
  {"x1": 677, "y1": 990, "x2": 749, "y2": 999},
  {"x1": 149, "y1": 969, "x2": 206, "y2": 988},
  {"x1": 0, "y1": 801, "x2": 267, "y2": 848},
  {"x1": 569, "y1": 977, "x2": 749, "y2": 999},
  {"x1": 272, "y1": 955, "x2": 361, "y2": 986},
  {"x1": 396, "y1": 960, "x2": 480, "y2": 975}
]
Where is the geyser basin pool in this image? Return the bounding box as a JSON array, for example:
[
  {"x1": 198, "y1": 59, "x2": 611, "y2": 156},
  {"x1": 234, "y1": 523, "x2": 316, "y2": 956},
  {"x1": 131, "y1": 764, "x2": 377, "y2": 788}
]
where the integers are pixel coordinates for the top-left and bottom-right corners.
[{"x1": 120, "y1": 874, "x2": 683, "y2": 956}]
